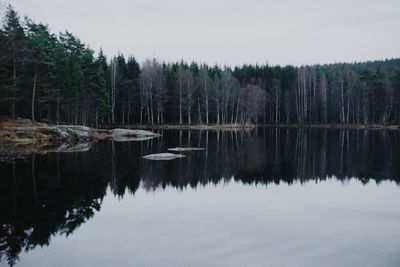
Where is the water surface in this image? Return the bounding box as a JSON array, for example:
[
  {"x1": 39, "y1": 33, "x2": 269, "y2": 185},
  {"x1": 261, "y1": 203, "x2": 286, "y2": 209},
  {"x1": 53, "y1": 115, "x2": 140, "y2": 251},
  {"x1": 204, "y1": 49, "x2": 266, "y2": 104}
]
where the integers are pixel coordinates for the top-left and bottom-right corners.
[{"x1": 1, "y1": 128, "x2": 400, "y2": 266}]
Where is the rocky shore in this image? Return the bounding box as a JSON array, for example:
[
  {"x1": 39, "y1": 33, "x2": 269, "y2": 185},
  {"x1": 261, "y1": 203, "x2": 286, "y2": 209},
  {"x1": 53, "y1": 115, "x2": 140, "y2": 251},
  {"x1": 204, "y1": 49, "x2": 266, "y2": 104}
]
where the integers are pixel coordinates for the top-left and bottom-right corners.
[{"x1": 0, "y1": 118, "x2": 160, "y2": 159}]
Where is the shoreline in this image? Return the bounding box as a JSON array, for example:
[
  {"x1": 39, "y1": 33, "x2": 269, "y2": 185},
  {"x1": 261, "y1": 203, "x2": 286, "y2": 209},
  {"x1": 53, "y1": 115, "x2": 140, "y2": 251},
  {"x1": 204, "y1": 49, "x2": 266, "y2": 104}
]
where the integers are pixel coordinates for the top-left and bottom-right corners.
[
  {"x1": 0, "y1": 118, "x2": 160, "y2": 158},
  {"x1": 1, "y1": 118, "x2": 399, "y2": 159},
  {"x1": 1, "y1": 118, "x2": 399, "y2": 146},
  {"x1": 258, "y1": 124, "x2": 400, "y2": 130},
  {"x1": 107, "y1": 123, "x2": 400, "y2": 131},
  {"x1": 130, "y1": 124, "x2": 256, "y2": 130}
]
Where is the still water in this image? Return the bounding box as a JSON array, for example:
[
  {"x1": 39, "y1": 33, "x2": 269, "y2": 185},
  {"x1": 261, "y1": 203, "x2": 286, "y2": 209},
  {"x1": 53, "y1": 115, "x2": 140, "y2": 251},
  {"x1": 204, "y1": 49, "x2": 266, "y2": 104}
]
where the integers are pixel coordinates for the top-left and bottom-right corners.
[{"x1": 1, "y1": 128, "x2": 400, "y2": 267}]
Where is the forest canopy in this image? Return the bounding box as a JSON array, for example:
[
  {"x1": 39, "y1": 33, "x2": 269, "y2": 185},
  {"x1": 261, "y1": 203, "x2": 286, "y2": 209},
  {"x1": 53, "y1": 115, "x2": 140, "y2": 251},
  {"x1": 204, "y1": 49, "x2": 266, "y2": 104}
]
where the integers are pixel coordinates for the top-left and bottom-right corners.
[{"x1": 1, "y1": 5, "x2": 400, "y2": 126}]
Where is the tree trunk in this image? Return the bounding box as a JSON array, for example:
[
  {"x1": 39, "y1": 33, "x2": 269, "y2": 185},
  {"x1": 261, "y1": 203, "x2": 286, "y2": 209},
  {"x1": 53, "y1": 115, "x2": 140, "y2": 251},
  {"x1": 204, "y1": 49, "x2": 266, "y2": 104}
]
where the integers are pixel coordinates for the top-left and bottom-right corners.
[
  {"x1": 204, "y1": 79, "x2": 209, "y2": 124},
  {"x1": 340, "y1": 78, "x2": 345, "y2": 123},
  {"x1": 56, "y1": 91, "x2": 60, "y2": 124},
  {"x1": 127, "y1": 93, "x2": 131, "y2": 125},
  {"x1": 12, "y1": 63, "x2": 16, "y2": 118},
  {"x1": 179, "y1": 67, "x2": 183, "y2": 125},
  {"x1": 31, "y1": 64, "x2": 38, "y2": 123},
  {"x1": 197, "y1": 94, "x2": 202, "y2": 124}
]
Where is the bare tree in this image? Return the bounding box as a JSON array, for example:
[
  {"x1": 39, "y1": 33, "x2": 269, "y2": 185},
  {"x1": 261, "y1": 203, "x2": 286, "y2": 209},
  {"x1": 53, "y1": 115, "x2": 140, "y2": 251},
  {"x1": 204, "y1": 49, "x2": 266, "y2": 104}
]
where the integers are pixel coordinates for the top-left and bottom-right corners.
[
  {"x1": 139, "y1": 59, "x2": 166, "y2": 125},
  {"x1": 240, "y1": 84, "x2": 266, "y2": 124},
  {"x1": 197, "y1": 67, "x2": 211, "y2": 124},
  {"x1": 177, "y1": 64, "x2": 183, "y2": 125},
  {"x1": 109, "y1": 57, "x2": 120, "y2": 125},
  {"x1": 183, "y1": 69, "x2": 194, "y2": 124},
  {"x1": 320, "y1": 72, "x2": 328, "y2": 123}
]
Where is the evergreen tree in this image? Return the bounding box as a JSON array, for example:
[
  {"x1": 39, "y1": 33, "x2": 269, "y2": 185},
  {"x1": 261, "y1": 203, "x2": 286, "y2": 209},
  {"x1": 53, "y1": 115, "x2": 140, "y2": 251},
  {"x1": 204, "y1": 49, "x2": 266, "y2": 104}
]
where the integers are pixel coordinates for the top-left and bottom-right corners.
[
  {"x1": 1, "y1": 5, "x2": 25, "y2": 116},
  {"x1": 25, "y1": 19, "x2": 54, "y2": 122}
]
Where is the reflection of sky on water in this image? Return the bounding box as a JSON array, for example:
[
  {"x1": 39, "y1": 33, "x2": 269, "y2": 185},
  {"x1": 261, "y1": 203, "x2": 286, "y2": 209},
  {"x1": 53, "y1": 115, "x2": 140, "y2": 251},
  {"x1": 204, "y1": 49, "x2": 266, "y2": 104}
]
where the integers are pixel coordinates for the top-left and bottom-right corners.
[
  {"x1": 19, "y1": 179, "x2": 400, "y2": 267},
  {"x1": 2, "y1": 128, "x2": 400, "y2": 266}
]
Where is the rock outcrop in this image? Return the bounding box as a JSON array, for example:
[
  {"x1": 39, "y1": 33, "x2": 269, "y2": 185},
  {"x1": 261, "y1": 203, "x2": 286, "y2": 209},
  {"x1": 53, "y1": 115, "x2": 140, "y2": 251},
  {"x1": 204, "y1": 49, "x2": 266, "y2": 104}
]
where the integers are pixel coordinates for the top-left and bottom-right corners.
[
  {"x1": 0, "y1": 118, "x2": 91, "y2": 142},
  {"x1": 0, "y1": 118, "x2": 160, "y2": 143},
  {"x1": 57, "y1": 125, "x2": 92, "y2": 140},
  {"x1": 142, "y1": 153, "x2": 186, "y2": 160},
  {"x1": 0, "y1": 118, "x2": 161, "y2": 160}
]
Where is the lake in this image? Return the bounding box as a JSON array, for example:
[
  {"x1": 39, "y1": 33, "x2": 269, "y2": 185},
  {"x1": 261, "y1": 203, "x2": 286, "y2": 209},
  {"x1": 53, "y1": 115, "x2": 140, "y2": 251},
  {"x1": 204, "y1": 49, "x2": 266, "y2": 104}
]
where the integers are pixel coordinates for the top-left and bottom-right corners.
[{"x1": 1, "y1": 128, "x2": 400, "y2": 267}]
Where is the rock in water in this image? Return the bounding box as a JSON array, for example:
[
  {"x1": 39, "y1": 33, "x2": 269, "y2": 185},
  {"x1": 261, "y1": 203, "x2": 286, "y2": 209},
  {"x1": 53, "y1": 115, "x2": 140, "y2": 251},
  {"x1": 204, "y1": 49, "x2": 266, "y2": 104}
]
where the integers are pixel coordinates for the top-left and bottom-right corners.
[
  {"x1": 110, "y1": 129, "x2": 160, "y2": 141},
  {"x1": 50, "y1": 142, "x2": 92, "y2": 153},
  {"x1": 37, "y1": 126, "x2": 70, "y2": 140},
  {"x1": 57, "y1": 125, "x2": 91, "y2": 140},
  {"x1": 36, "y1": 125, "x2": 91, "y2": 141},
  {"x1": 112, "y1": 136, "x2": 158, "y2": 142},
  {"x1": 111, "y1": 128, "x2": 160, "y2": 137},
  {"x1": 167, "y1": 147, "x2": 205, "y2": 152},
  {"x1": 142, "y1": 153, "x2": 186, "y2": 161}
]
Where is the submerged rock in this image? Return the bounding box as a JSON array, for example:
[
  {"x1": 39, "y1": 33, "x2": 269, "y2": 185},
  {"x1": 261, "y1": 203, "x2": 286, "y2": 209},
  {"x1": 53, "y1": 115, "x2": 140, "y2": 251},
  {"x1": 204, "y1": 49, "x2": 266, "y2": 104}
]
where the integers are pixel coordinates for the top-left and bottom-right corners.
[
  {"x1": 112, "y1": 136, "x2": 159, "y2": 142},
  {"x1": 50, "y1": 142, "x2": 92, "y2": 153},
  {"x1": 111, "y1": 128, "x2": 160, "y2": 137},
  {"x1": 167, "y1": 147, "x2": 205, "y2": 152},
  {"x1": 110, "y1": 128, "x2": 160, "y2": 142},
  {"x1": 142, "y1": 153, "x2": 186, "y2": 161}
]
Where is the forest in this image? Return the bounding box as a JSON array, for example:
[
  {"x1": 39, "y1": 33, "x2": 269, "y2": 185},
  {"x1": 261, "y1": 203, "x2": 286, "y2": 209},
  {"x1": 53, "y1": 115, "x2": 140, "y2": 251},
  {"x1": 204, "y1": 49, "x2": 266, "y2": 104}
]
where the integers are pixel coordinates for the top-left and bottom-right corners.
[{"x1": 1, "y1": 5, "x2": 400, "y2": 127}]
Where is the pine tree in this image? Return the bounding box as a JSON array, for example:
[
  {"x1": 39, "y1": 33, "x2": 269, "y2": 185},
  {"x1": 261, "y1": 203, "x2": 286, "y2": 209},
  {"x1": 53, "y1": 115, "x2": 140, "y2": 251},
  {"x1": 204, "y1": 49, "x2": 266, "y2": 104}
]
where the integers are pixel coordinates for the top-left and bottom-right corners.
[
  {"x1": 25, "y1": 20, "x2": 54, "y2": 122},
  {"x1": 2, "y1": 5, "x2": 25, "y2": 117}
]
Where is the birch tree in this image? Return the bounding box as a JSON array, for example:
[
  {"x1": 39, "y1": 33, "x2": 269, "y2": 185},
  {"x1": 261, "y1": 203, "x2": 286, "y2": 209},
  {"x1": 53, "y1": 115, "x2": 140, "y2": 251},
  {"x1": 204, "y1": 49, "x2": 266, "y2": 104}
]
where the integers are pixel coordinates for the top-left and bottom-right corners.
[{"x1": 109, "y1": 57, "x2": 120, "y2": 124}]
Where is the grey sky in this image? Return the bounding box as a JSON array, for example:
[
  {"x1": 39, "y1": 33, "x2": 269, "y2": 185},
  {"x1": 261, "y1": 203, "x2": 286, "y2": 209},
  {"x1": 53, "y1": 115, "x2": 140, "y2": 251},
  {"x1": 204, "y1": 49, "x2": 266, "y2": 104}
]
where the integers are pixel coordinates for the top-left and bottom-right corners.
[{"x1": 3, "y1": 0, "x2": 400, "y2": 66}]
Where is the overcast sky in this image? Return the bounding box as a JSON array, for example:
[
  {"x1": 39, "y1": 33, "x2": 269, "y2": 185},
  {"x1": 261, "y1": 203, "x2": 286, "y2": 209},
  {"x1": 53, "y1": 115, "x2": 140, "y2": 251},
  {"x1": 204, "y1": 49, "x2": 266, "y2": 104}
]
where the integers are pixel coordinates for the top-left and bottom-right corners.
[{"x1": 3, "y1": 0, "x2": 400, "y2": 66}]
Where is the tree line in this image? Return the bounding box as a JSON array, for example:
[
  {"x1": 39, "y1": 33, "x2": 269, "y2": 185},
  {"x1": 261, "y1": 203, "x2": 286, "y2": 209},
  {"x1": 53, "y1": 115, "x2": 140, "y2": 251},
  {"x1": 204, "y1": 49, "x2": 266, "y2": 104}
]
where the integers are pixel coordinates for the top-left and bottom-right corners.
[{"x1": 1, "y1": 5, "x2": 400, "y2": 126}]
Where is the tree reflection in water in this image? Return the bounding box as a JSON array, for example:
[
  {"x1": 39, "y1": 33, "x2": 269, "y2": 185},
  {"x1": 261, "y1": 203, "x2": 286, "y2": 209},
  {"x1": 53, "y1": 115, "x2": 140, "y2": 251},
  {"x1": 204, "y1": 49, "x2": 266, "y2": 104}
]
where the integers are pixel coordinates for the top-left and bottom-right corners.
[{"x1": 0, "y1": 128, "x2": 399, "y2": 265}]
